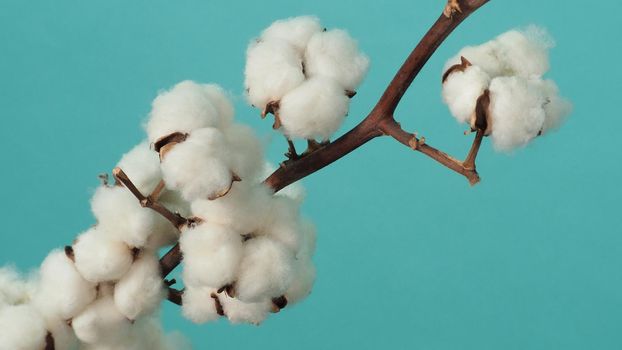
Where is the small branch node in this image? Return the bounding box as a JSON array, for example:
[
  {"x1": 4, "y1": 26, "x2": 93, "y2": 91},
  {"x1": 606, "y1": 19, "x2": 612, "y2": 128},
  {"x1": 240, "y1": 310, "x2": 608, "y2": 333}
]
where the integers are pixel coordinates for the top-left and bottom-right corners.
[{"x1": 443, "y1": 0, "x2": 462, "y2": 18}]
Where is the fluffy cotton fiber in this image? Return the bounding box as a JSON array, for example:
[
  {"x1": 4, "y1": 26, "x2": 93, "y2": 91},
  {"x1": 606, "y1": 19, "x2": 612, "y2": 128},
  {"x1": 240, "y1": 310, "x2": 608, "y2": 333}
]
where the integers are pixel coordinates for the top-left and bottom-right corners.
[
  {"x1": 442, "y1": 65, "x2": 491, "y2": 124},
  {"x1": 304, "y1": 29, "x2": 370, "y2": 91},
  {"x1": 0, "y1": 304, "x2": 47, "y2": 350},
  {"x1": 72, "y1": 292, "x2": 131, "y2": 345},
  {"x1": 114, "y1": 253, "x2": 165, "y2": 320},
  {"x1": 180, "y1": 222, "x2": 243, "y2": 289},
  {"x1": 222, "y1": 123, "x2": 265, "y2": 181},
  {"x1": 278, "y1": 76, "x2": 350, "y2": 141},
  {"x1": 245, "y1": 39, "x2": 305, "y2": 110},
  {"x1": 219, "y1": 294, "x2": 271, "y2": 325},
  {"x1": 146, "y1": 80, "x2": 231, "y2": 143},
  {"x1": 261, "y1": 16, "x2": 322, "y2": 52},
  {"x1": 0, "y1": 266, "x2": 33, "y2": 308},
  {"x1": 116, "y1": 141, "x2": 162, "y2": 194},
  {"x1": 72, "y1": 227, "x2": 133, "y2": 283},
  {"x1": 181, "y1": 286, "x2": 220, "y2": 324}
]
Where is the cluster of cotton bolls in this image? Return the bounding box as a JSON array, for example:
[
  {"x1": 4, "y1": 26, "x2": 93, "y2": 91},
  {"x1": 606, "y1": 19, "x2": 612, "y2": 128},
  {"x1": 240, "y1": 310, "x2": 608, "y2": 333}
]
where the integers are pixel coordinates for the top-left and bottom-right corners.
[
  {"x1": 441, "y1": 26, "x2": 572, "y2": 151},
  {"x1": 245, "y1": 16, "x2": 370, "y2": 142},
  {"x1": 0, "y1": 140, "x2": 191, "y2": 349},
  {"x1": 145, "y1": 80, "x2": 316, "y2": 325}
]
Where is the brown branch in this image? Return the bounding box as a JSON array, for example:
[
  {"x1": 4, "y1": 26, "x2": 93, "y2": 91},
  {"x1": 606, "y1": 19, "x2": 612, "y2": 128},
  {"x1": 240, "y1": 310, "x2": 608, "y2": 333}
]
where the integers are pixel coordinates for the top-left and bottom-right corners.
[{"x1": 158, "y1": 0, "x2": 491, "y2": 306}]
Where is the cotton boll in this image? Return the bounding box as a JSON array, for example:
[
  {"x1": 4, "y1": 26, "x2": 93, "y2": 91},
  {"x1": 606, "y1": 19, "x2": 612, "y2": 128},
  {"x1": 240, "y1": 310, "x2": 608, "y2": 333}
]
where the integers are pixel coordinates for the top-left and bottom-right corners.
[
  {"x1": 202, "y1": 84, "x2": 234, "y2": 126},
  {"x1": 73, "y1": 227, "x2": 133, "y2": 283},
  {"x1": 304, "y1": 29, "x2": 370, "y2": 91},
  {"x1": 236, "y1": 236, "x2": 295, "y2": 303},
  {"x1": 245, "y1": 39, "x2": 305, "y2": 110},
  {"x1": 223, "y1": 123, "x2": 264, "y2": 180},
  {"x1": 536, "y1": 79, "x2": 572, "y2": 133},
  {"x1": 261, "y1": 16, "x2": 322, "y2": 52},
  {"x1": 181, "y1": 286, "x2": 220, "y2": 324},
  {"x1": 114, "y1": 253, "x2": 165, "y2": 320},
  {"x1": 219, "y1": 294, "x2": 271, "y2": 325},
  {"x1": 0, "y1": 304, "x2": 47, "y2": 350},
  {"x1": 72, "y1": 293, "x2": 131, "y2": 345},
  {"x1": 160, "y1": 128, "x2": 234, "y2": 201},
  {"x1": 180, "y1": 222, "x2": 243, "y2": 289},
  {"x1": 285, "y1": 258, "x2": 316, "y2": 305},
  {"x1": 116, "y1": 141, "x2": 162, "y2": 193},
  {"x1": 91, "y1": 185, "x2": 174, "y2": 248},
  {"x1": 0, "y1": 266, "x2": 31, "y2": 307},
  {"x1": 488, "y1": 76, "x2": 548, "y2": 151},
  {"x1": 146, "y1": 80, "x2": 227, "y2": 143},
  {"x1": 261, "y1": 195, "x2": 302, "y2": 253},
  {"x1": 494, "y1": 27, "x2": 552, "y2": 78},
  {"x1": 191, "y1": 182, "x2": 273, "y2": 234},
  {"x1": 448, "y1": 42, "x2": 505, "y2": 78},
  {"x1": 442, "y1": 65, "x2": 491, "y2": 124},
  {"x1": 35, "y1": 250, "x2": 97, "y2": 320},
  {"x1": 279, "y1": 76, "x2": 350, "y2": 141}
]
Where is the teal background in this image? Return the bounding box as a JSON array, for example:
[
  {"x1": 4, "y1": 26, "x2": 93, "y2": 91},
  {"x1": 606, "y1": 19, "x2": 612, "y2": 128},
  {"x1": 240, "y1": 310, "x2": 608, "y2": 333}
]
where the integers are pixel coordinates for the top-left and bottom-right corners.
[{"x1": 1, "y1": 0, "x2": 620, "y2": 349}]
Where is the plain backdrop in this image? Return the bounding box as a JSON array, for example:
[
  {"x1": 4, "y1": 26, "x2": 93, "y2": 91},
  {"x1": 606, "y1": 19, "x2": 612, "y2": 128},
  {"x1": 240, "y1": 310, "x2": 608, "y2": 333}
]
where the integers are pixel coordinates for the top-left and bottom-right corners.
[{"x1": 1, "y1": 0, "x2": 621, "y2": 349}]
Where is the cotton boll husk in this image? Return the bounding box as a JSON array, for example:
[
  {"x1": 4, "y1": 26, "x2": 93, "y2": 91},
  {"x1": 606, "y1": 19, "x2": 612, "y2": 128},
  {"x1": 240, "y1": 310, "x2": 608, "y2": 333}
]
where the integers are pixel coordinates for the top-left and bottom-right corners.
[
  {"x1": 72, "y1": 293, "x2": 131, "y2": 345},
  {"x1": 304, "y1": 29, "x2": 370, "y2": 91},
  {"x1": 236, "y1": 236, "x2": 295, "y2": 303},
  {"x1": 114, "y1": 253, "x2": 165, "y2": 320},
  {"x1": 219, "y1": 294, "x2": 271, "y2": 325},
  {"x1": 73, "y1": 227, "x2": 133, "y2": 283},
  {"x1": 181, "y1": 286, "x2": 220, "y2": 324},
  {"x1": 488, "y1": 76, "x2": 547, "y2": 151},
  {"x1": 180, "y1": 222, "x2": 243, "y2": 288},
  {"x1": 260, "y1": 16, "x2": 322, "y2": 52},
  {"x1": 442, "y1": 65, "x2": 491, "y2": 124},
  {"x1": 202, "y1": 84, "x2": 234, "y2": 126},
  {"x1": 146, "y1": 80, "x2": 227, "y2": 143},
  {"x1": 160, "y1": 128, "x2": 234, "y2": 201},
  {"x1": 0, "y1": 266, "x2": 32, "y2": 307},
  {"x1": 261, "y1": 195, "x2": 302, "y2": 253},
  {"x1": 35, "y1": 250, "x2": 97, "y2": 320},
  {"x1": 116, "y1": 141, "x2": 162, "y2": 193},
  {"x1": 223, "y1": 123, "x2": 264, "y2": 180},
  {"x1": 91, "y1": 185, "x2": 173, "y2": 248},
  {"x1": 285, "y1": 258, "x2": 316, "y2": 305},
  {"x1": 493, "y1": 27, "x2": 552, "y2": 78},
  {"x1": 535, "y1": 79, "x2": 572, "y2": 133},
  {"x1": 279, "y1": 76, "x2": 350, "y2": 141},
  {"x1": 245, "y1": 39, "x2": 305, "y2": 110},
  {"x1": 0, "y1": 304, "x2": 47, "y2": 350},
  {"x1": 191, "y1": 182, "x2": 273, "y2": 234}
]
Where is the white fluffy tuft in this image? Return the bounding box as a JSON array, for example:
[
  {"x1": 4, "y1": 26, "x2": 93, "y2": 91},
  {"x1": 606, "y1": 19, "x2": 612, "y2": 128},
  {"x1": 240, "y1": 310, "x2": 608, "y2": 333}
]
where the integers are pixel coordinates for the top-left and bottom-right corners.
[
  {"x1": 72, "y1": 292, "x2": 131, "y2": 345},
  {"x1": 181, "y1": 286, "x2": 220, "y2": 324},
  {"x1": 260, "y1": 16, "x2": 322, "y2": 52},
  {"x1": 304, "y1": 29, "x2": 370, "y2": 91},
  {"x1": 113, "y1": 252, "x2": 165, "y2": 320},
  {"x1": 222, "y1": 123, "x2": 265, "y2": 181},
  {"x1": 72, "y1": 227, "x2": 133, "y2": 283},
  {"x1": 116, "y1": 141, "x2": 162, "y2": 193},
  {"x1": 278, "y1": 76, "x2": 350, "y2": 141},
  {"x1": 0, "y1": 304, "x2": 47, "y2": 350},
  {"x1": 0, "y1": 266, "x2": 33, "y2": 308},
  {"x1": 219, "y1": 294, "x2": 271, "y2": 325},
  {"x1": 442, "y1": 65, "x2": 491, "y2": 124}
]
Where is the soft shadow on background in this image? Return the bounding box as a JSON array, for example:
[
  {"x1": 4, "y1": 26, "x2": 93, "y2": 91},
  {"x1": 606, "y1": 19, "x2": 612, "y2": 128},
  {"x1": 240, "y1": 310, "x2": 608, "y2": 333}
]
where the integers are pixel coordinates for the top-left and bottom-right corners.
[{"x1": 1, "y1": 1, "x2": 620, "y2": 349}]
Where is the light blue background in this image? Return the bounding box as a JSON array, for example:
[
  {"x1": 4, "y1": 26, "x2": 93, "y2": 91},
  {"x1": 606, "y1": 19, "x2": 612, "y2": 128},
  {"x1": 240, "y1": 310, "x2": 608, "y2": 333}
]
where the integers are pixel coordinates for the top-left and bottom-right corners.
[{"x1": 1, "y1": 1, "x2": 620, "y2": 349}]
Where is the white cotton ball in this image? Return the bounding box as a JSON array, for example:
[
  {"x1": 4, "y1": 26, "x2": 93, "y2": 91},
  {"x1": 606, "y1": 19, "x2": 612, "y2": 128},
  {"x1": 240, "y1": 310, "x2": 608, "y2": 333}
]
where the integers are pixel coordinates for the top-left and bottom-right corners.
[
  {"x1": 488, "y1": 76, "x2": 548, "y2": 151},
  {"x1": 0, "y1": 266, "x2": 32, "y2": 307},
  {"x1": 223, "y1": 123, "x2": 264, "y2": 180},
  {"x1": 116, "y1": 141, "x2": 162, "y2": 193},
  {"x1": 304, "y1": 29, "x2": 370, "y2": 91},
  {"x1": 219, "y1": 294, "x2": 271, "y2": 325},
  {"x1": 72, "y1": 293, "x2": 131, "y2": 345},
  {"x1": 245, "y1": 39, "x2": 305, "y2": 110},
  {"x1": 0, "y1": 304, "x2": 47, "y2": 350},
  {"x1": 146, "y1": 80, "x2": 230, "y2": 143},
  {"x1": 236, "y1": 236, "x2": 295, "y2": 303},
  {"x1": 279, "y1": 76, "x2": 350, "y2": 141},
  {"x1": 160, "y1": 128, "x2": 234, "y2": 201},
  {"x1": 114, "y1": 253, "x2": 165, "y2": 320},
  {"x1": 191, "y1": 182, "x2": 273, "y2": 234},
  {"x1": 35, "y1": 250, "x2": 97, "y2": 320},
  {"x1": 91, "y1": 185, "x2": 174, "y2": 248},
  {"x1": 261, "y1": 195, "x2": 302, "y2": 253},
  {"x1": 181, "y1": 286, "x2": 220, "y2": 324},
  {"x1": 447, "y1": 42, "x2": 505, "y2": 79},
  {"x1": 261, "y1": 16, "x2": 323, "y2": 52},
  {"x1": 493, "y1": 26, "x2": 552, "y2": 78},
  {"x1": 73, "y1": 227, "x2": 133, "y2": 283},
  {"x1": 202, "y1": 84, "x2": 234, "y2": 126},
  {"x1": 536, "y1": 79, "x2": 572, "y2": 133},
  {"x1": 442, "y1": 65, "x2": 491, "y2": 124},
  {"x1": 180, "y1": 222, "x2": 243, "y2": 289},
  {"x1": 285, "y1": 258, "x2": 316, "y2": 305},
  {"x1": 37, "y1": 310, "x2": 78, "y2": 350}
]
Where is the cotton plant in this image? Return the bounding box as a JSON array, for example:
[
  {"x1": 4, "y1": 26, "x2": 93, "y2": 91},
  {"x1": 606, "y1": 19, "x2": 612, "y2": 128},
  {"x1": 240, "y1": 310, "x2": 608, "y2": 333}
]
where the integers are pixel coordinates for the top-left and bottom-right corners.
[{"x1": 0, "y1": 1, "x2": 573, "y2": 349}]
